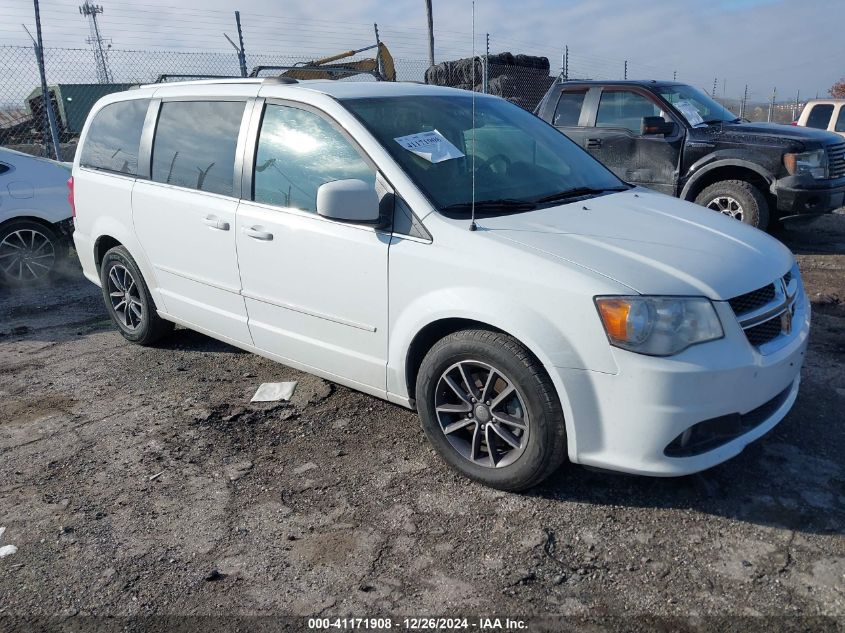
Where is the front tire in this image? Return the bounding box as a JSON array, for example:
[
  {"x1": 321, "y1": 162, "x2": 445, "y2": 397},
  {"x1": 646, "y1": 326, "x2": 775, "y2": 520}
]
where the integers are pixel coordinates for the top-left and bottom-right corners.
[
  {"x1": 100, "y1": 246, "x2": 173, "y2": 345},
  {"x1": 694, "y1": 179, "x2": 770, "y2": 230},
  {"x1": 0, "y1": 219, "x2": 65, "y2": 285},
  {"x1": 416, "y1": 329, "x2": 567, "y2": 491}
]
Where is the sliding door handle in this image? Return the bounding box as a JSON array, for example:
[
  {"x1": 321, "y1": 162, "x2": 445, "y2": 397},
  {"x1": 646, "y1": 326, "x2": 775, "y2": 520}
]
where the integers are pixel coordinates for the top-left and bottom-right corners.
[
  {"x1": 586, "y1": 138, "x2": 602, "y2": 149},
  {"x1": 203, "y1": 215, "x2": 230, "y2": 231},
  {"x1": 243, "y1": 226, "x2": 273, "y2": 241}
]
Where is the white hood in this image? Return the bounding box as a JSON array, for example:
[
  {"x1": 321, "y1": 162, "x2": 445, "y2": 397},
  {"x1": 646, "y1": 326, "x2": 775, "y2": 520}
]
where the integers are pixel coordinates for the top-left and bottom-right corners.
[{"x1": 478, "y1": 189, "x2": 793, "y2": 300}]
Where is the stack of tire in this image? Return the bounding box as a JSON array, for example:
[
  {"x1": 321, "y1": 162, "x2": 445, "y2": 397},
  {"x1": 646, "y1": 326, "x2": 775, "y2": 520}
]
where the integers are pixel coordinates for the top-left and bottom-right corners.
[{"x1": 424, "y1": 52, "x2": 555, "y2": 112}]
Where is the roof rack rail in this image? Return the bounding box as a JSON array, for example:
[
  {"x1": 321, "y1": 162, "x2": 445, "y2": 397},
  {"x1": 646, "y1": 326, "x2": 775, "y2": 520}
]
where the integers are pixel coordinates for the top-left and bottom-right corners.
[
  {"x1": 261, "y1": 77, "x2": 299, "y2": 85},
  {"x1": 154, "y1": 74, "x2": 243, "y2": 83}
]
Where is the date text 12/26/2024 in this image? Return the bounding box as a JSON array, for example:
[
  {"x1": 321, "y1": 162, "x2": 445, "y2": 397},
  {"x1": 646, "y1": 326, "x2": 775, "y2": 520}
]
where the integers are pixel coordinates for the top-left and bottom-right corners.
[{"x1": 307, "y1": 617, "x2": 528, "y2": 631}]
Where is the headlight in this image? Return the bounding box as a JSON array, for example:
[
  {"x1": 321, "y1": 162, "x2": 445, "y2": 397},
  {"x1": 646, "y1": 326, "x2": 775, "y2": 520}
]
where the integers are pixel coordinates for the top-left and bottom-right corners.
[
  {"x1": 595, "y1": 296, "x2": 724, "y2": 356},
  {"x1": 783, "y1": 149, "x2": 827, "y2": 179}
]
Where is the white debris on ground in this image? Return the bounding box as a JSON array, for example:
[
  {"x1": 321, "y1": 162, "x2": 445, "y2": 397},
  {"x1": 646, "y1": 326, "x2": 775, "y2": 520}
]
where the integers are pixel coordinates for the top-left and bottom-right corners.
[
  {"x1": 0, "y1": 527, "x2": 16, "y2": 558},
  {"x1": 250, "y1": 381, "x2": 297, "y2": 402}
]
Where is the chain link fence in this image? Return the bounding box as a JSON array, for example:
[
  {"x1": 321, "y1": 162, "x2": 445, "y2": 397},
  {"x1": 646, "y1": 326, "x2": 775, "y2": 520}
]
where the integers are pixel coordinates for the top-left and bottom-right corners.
[{"x1": 0, "y1": 43, "x2": 813, "y2": 160}]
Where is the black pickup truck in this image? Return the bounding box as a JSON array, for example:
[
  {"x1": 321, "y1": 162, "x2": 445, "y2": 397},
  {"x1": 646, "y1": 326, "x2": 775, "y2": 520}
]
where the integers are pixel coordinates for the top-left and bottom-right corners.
[{"x1": 536, "y1": 80, "x2": 845, "y2": 230}]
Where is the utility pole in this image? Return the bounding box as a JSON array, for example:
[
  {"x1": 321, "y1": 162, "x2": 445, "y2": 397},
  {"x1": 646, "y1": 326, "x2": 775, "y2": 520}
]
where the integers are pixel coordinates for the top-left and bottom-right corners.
[
  {"x1": 30, "y1": 3, "x2": 62, "y2": 160},
  {"x1": 793, "y1": 89, "x2": 800, "y2": 121},
  {"x1": 712, "y1": 77, "x2": 717, "y2": 98},
  {"x1": 484, "y1": 32, "x2": 489, "y2": 94},
  {"x1": 424, "y1": 0, "x2": 434, "y2": 67},
  {"x1": 740, "y1": 84, "x2": 748, "y2": 119},
  {"x1": 79, "y1": 0, "x2": 111, "y2": 83},
  {"x1": 768, "y1": 87, "x2": 776, "y2": 122},
  {"x1": 673, "y1": 70, "x2": 677, "y2": 81},
  {"x1": 624, "y1": 60, "x2": 627, "y2": 80},
  {"x1": 564, "y1": 45, "x2": 569, "y2": 80}
]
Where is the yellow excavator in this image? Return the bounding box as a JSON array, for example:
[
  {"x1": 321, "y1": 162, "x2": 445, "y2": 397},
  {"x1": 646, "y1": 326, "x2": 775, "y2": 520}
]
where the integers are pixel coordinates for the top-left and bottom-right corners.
[{"x1": 250, "y1": 42, "x2": 396, "y2": 82}]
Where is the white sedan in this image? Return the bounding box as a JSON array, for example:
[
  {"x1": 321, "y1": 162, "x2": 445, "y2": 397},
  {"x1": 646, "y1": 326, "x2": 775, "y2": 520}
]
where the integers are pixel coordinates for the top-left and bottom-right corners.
[{"x1": 0, "y1": 147, "x2": 73, "y2": 284}]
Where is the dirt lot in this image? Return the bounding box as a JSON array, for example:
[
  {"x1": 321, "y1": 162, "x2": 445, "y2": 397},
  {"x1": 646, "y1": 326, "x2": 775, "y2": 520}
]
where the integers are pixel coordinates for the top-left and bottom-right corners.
[{"x1": 1, "y1": 215, "x2": 844, "y2": 632}]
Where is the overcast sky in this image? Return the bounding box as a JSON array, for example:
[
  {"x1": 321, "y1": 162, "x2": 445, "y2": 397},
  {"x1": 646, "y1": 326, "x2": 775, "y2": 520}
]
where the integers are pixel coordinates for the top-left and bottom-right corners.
[{"x1": 2, "y1": 0, "x2": 842, "y2": 102}]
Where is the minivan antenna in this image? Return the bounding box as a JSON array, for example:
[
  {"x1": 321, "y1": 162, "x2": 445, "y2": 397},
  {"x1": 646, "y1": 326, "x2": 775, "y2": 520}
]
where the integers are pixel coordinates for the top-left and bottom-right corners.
[{"x1": 469, "y1": 0, "x2": 478, "y2": 232}]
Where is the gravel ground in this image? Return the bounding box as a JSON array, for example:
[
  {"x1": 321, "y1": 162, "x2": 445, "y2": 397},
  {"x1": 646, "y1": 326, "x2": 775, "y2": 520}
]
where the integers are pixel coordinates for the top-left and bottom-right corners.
[{"x1": 0, "y1": 214, "x2": 844, "y2": 632}]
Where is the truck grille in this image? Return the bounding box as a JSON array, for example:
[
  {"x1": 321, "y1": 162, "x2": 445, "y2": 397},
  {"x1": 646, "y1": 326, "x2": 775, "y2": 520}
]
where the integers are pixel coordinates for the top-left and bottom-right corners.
[
  {"x1": 829, "y1": 143, "x2": 845, "y2": 179},
  {"x1": 728, "y1": 270, "x2": 799, "y2": 352}
]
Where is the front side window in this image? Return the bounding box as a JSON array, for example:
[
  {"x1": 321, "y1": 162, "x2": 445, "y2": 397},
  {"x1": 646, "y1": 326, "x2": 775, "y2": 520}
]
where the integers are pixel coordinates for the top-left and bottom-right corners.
[
  {"x1": 253, "y1": 104, "x2": 375, "y2": 212},
  {"x1": 806, "y1": 104, "x2": 834, "y2": 130},
  {"x1": 343, "y1": 95, "x2": 625, "y2": 215},
  {"x1": 553, "y1": 90, "x2": 587, "y2": 127},
  {"x1": 151, "y1": 100, "x2": 245, "y2": 196},
  {"x1": 656, "y1": 84, "x2": 738, "y2": 126},
  {"x1": 80, "y1": 99, "x2": 149, "y2": 175},
  {"x1": 596, "y1": 90, "x2": 663, "y2": 133},
  {"x1": 836, "y1": 107, "x2": 845, "y2": 133}
]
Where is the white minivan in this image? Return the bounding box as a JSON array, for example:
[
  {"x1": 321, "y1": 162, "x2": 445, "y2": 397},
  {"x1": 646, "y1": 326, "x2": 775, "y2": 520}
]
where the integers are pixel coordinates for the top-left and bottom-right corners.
[{"x1": 71, "y1": 79, "x2": 809, "y2": 490}]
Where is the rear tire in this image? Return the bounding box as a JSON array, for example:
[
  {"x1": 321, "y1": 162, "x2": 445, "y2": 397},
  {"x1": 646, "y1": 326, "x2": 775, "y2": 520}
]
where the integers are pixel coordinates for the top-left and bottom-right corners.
[
  {"x1": 694, "y1": 179, "x2": 770, "y2": 230},
  {"x1": 415, "y1": 329, "x2": 567, "y2": 491},
  {"x1": 0, "y1": 219, "x2": 65, "y2": 285},
  {"x1": 100, "y1": 246, "x2": 173, "y2": 345}
]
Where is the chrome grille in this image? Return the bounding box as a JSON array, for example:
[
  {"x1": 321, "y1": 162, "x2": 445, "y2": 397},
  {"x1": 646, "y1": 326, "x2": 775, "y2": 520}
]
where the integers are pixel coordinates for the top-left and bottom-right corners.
[
  {"x1": 745, "y1": 318, "x2": 783, "y2": 346},
  {"x1": 728, "y1": 270, "x2": 799, "y2": 352},
  {"x1": 728, "y1": 284, "x2": 775, "y2": 316},
  {"x1": 829, "y1": 143, "x2": 845, "y2": 179}
]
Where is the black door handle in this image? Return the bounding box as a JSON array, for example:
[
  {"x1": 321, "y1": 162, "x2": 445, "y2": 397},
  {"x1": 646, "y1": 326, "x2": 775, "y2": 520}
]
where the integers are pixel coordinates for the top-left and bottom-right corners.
[{"x1": 586, "y1": 138, "x2": 602, "y2": 149}]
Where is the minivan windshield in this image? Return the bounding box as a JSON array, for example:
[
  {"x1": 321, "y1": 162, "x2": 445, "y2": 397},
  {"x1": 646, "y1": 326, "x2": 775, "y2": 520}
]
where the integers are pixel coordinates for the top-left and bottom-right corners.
[
  {"x1": 343, "y1": 95, "x2": 626, "y2": 215},
  {"x1": 656, "y1": 84, "x2": 738, "y2": 126}
]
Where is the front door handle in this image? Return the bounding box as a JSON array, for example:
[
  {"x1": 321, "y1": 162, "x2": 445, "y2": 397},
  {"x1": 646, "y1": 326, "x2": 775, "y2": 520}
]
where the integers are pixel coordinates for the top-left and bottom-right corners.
[
  {"x1": 243, "y1": 226, "x2": 273, "y2": 241},
  {"x1": 203, "y1": 215, "x2": 230, "y2": 231},
  {"x1": 586, "y1": 138, "x2": 602, "y2": 149}
]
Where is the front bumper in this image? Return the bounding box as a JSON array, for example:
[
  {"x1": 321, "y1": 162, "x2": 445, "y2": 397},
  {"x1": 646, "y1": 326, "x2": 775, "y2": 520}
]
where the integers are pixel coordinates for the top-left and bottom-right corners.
[
  {"x1": 773, "y1": 174, "x2": 845, "y2": 216},
  {"x1": 558, "y1": 293, "x2": 810, "y2": 476}
]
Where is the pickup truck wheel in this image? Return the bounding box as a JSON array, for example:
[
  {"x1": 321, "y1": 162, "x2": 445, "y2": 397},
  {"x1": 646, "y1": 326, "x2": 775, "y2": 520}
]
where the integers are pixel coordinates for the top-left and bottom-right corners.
[
  {"x1": 0, "y1": 219, "x2": 64, "y2": 285},
  {"x1": 695, "y1": 180, "x2": 770, "y2": 230},
  {"x1": 416, "y1": 329, "x2": 567, "y2": 491},
  {"x1": 100, "y1": 246, "x2": 173, "y2": 345}
]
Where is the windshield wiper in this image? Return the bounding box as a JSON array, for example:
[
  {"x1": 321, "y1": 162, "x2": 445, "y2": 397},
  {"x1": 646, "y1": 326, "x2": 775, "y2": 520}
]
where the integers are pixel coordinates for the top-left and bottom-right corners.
[
  {"x1": 534, "y1": 186, "x2": 628, "y2": 205},
  {"x1": 440, "y1": 198, "x2": 537, "y2": 213}
]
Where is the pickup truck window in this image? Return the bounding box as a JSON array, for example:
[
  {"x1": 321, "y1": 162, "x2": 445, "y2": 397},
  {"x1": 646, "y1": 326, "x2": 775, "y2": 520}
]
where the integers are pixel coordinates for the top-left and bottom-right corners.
[
  {"x1": 806, "y1": 104, "x2": 834, "y2": 130},
  {"x1": 596, "y1": 90, "x2": 662, "y2": 134},
  {"x1": 836, "y1": 107, "x2": 845, "y2": 133},
  {"x1": 656, "y1": 85, "x2": 736, "y2": 125},
  {"x1": 553, "y1": 90, "x2": 587, "y2": 127}
]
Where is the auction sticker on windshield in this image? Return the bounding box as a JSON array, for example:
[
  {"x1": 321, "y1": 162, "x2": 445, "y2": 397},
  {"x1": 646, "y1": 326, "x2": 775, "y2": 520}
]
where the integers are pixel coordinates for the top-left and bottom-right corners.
[
  {"x1": 394, "y1": 130, "x2": 465, "y2": 163},
  {"x1": 673, "y1": 100, "x2": 704, "y2": 126}
]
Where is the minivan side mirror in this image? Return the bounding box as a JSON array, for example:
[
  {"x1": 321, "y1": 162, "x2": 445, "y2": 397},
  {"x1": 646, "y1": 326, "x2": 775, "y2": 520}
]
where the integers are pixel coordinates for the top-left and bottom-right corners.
[
  {"x1": 641, "y1": 116, "x2": 676, "y2": 136},
  {"x1": 316, "y1": 179, "x2": 380, "y2": 224}
]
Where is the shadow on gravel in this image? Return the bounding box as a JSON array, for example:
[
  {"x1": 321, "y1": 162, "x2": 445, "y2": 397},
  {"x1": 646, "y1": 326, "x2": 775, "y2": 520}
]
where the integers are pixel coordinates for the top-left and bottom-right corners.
[
  {"x1": 532, "y1": 423, "x2": 844, "y2": 536},
  {"x1": 149, "y1": 328, "x2": 248, "y2": 355}
]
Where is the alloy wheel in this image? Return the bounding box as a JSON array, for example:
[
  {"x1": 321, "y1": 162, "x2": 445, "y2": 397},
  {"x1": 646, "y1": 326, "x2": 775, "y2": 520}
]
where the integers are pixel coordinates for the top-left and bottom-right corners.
[
  {"x1": 0, "y1": 229, "x2": 56, "y2": 282},
  {"x1": 706, "y1": 195, "x2": 744, "y2": 220},
  {"x1": 434, "y1": 360, "x2": 530, "y2": 468},
  {"x1": 107, "y1": 264, "x2": 144, "y2": 331}
]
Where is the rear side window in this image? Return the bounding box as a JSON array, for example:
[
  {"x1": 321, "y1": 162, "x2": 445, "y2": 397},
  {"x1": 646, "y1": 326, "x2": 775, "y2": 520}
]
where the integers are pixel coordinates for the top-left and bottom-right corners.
[
  {"x1": 836, "y1": 107, "x2": 845, "y2": 133},
  {"x1": 596, "y1": 90, "x2": 662, "y2": 134},
  {"x1": 151, "y1": 100, "x2": 245, "y2": 197},
  {"x1": 805, "y1": 104, "x2": 834, "y2": 129},
  {"x1": 553, "y1": 91, "x2": 587, "y2": 127},
  {"x1": 80, "y1": 99, "x2": 149, "y2": 175}
]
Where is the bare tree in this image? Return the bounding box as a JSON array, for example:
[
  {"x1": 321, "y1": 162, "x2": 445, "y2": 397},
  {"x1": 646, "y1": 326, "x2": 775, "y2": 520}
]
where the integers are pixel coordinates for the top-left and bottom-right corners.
[{"x1": 425, "y1": 0, "x2": 434, "y2": 67}]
